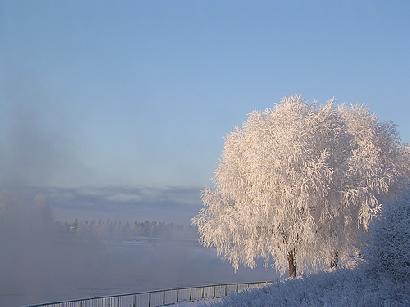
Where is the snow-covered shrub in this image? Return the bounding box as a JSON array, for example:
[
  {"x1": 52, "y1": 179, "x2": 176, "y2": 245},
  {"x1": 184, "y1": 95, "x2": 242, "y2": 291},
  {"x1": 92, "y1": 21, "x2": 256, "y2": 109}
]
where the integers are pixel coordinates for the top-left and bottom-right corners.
[{"x1": 365, "y1": 195, "x2": 410, "y2": 282}]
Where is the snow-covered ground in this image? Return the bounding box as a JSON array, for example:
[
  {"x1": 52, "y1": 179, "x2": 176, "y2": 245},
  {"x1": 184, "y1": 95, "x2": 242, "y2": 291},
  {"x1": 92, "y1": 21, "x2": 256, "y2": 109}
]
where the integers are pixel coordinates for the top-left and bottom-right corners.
[
  {"x1": 169, "y1": 298, "x2": 221, "y2": 306},
  {"x1": 210, "y1": 269, "x2": 410, "y2": 306},
  {"x1": 210, "y1": 198, "x2": 410, "y2": 307}
]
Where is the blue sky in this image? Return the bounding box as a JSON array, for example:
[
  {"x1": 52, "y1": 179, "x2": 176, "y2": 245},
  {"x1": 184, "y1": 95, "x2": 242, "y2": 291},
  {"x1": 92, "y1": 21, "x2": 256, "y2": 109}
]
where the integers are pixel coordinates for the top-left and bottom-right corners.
[{"x1": 0, "y1": 1, "x2": 409, "y2": 187}]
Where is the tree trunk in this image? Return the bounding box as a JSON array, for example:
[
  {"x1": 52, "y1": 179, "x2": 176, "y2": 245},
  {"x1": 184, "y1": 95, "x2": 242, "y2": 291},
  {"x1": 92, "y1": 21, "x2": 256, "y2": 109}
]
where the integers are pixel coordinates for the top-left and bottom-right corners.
[
  {"x1": 330, "y1": 251, "x2": 338, "y2": 269},
  {"x1": 287, "y1": 249, "x2": 296, "y2": 278}
]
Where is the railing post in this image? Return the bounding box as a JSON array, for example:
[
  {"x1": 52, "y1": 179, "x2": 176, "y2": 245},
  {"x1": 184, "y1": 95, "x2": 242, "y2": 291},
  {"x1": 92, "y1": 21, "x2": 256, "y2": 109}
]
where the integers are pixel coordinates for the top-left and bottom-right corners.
[{"x1": 176, "y1": 289, "x2": 179, "y2": 303}]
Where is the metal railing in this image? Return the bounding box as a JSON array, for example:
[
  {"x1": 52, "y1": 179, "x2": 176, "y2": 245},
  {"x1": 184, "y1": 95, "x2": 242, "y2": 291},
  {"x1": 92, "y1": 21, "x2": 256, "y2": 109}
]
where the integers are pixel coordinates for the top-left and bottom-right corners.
[{"x1": 27, "y1": 280, "x2": 272, "y2": 307}]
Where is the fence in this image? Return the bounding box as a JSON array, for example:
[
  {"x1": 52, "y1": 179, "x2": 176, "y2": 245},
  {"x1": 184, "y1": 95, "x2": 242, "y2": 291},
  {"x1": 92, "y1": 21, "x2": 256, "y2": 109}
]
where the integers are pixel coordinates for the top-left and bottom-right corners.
[{"x1": 27, "y1": 280, "x2": 272, "y2": 307}]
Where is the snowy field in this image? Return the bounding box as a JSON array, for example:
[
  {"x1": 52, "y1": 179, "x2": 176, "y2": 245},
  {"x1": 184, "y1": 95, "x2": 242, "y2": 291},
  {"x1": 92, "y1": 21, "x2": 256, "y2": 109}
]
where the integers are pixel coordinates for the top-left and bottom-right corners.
[
  {"x1": 170, "y1": 299, "x2": 221, "y2": 306},
  {"x1": 212, "y1": 269, "x2": 410, "y2": 307},
  {"x1": 209, "y1": 198, "x2": 410, "y2": 307}
]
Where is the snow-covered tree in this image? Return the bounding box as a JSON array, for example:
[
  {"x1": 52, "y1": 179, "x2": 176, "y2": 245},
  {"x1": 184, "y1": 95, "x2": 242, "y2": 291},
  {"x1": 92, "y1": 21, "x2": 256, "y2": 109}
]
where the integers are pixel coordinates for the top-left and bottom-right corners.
[{"x1": 193, "y1": 96, "x2": 409, "y2": 278}]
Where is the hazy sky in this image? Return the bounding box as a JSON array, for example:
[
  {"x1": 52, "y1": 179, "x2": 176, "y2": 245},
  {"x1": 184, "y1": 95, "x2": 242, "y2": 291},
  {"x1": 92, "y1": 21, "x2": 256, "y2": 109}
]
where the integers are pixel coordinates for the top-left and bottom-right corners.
[{"x1": 0, "y1": 1, "x2": 409, "y2": 187}]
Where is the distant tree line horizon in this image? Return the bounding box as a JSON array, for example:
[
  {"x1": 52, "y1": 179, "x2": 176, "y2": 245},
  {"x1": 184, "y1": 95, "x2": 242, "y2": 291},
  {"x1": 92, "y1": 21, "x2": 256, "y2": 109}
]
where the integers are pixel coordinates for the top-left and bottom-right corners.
[{"x1": 60, "y1": 218, "x2": 197, "y2": 240}]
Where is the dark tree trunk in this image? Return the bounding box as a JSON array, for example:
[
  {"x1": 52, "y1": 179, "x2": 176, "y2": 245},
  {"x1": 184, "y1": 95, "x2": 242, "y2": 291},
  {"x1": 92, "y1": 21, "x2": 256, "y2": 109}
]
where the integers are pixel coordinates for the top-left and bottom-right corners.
[
  {"x1": 287, "y1": 249, "x2": 296, "y2": 278},
  {"x1": 330, "y1": 251, "x2": 339, "y2": 269}
]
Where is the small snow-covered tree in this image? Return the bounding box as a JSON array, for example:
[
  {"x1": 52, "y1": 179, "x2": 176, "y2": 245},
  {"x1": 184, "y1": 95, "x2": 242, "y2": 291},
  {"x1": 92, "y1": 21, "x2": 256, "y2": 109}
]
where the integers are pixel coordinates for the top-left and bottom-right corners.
[
  {"x1": 364, "y1": 194, "x2": 410, "y2": 282},
  {"x1": 193, "y1": 96, "x2": 409, "y2": 278}
]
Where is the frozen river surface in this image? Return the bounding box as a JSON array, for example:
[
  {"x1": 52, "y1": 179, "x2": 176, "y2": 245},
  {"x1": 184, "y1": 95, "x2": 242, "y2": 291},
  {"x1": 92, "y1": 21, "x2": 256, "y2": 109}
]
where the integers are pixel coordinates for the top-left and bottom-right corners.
[{"x1": 1, "y1": 238, "x2": 273, "y2": 307}]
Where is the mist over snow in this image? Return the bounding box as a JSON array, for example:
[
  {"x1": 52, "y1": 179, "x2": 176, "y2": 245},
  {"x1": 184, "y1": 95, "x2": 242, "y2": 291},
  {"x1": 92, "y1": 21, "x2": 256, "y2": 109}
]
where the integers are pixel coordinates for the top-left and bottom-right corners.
[
  {"x1": 0, "y1": 187, "x2": 275, "y2": 307},
  {"x1": 0, "y1": 100, "x2": 274, "y2": 307}
]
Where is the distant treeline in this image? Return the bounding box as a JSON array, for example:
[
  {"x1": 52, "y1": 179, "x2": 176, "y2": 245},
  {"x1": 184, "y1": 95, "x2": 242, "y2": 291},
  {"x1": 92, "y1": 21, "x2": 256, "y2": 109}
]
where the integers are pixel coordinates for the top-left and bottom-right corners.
[{"x1": 58, "y1": 219, "x2": 197, "y2": 240}]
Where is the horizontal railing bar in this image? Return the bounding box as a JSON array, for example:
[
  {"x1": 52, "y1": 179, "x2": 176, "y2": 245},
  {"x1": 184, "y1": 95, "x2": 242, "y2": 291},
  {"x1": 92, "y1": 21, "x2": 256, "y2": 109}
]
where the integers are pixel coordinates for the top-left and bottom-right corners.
[
  {"x1": 27, "y1": 280, "x2": 273, "y2": 306},
  {"x1": 67, "y1": 296, "x2": 106, "y2": 302},
  {"x1": 26, "y1": 303, "x2": 64, "y2": 307},
  {"x1": 109, "y1": 280, "x2": 271, "y2": 296}
]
